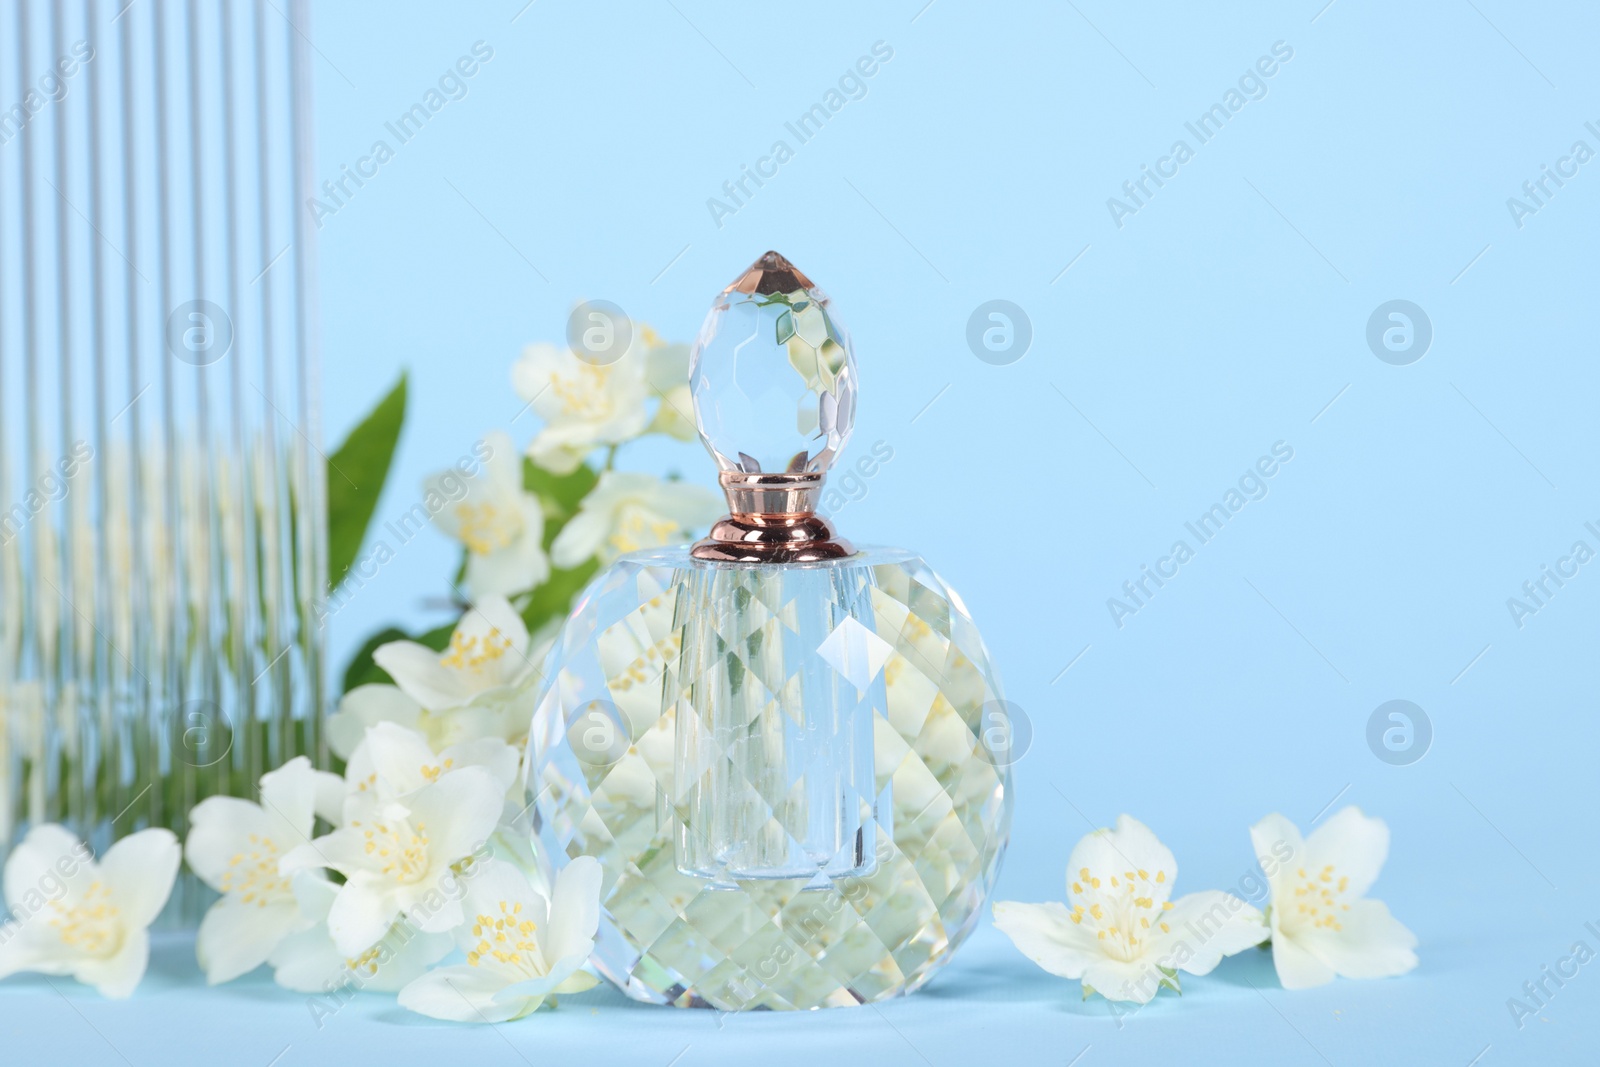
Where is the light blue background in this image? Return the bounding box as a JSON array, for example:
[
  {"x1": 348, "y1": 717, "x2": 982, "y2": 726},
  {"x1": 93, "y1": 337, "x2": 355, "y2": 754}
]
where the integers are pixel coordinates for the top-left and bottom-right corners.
[{"x1": 9, "y1": 0, "x2": 1600, "y2": 1063}]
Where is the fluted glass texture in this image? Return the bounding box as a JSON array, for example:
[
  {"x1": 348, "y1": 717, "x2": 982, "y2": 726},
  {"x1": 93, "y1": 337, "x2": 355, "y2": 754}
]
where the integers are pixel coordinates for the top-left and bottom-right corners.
[{"x1": 0, "y1": 0, "x2": 325, "y2": 924}]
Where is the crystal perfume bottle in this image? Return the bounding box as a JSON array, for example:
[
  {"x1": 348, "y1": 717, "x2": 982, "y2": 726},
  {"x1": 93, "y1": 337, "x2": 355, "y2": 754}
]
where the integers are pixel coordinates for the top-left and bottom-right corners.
[{"x1": 526, "y1": 252, "x2": 1011, "y2": 1009}]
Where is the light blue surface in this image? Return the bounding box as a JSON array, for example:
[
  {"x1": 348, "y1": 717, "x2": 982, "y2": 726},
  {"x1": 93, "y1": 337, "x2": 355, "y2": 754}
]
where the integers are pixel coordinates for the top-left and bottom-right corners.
[
  {"x1": 0, "y1": 925, "x2": 1557, "y2": 1064},
  {"x1": 8, "y1": 0, "x2": 1600, "y2": 1063}
]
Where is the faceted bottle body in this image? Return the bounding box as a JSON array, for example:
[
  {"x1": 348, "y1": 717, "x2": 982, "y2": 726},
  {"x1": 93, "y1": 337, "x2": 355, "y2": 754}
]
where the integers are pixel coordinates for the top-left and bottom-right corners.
[{"x1": 526, "y1": 546, "x2": 1011, "y2": 1009}]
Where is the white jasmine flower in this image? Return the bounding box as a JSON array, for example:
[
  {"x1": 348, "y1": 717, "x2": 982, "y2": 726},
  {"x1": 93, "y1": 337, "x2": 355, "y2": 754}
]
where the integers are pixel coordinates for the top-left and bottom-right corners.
[
  {"x1": 513, "y1": 322, "x2": 697, "y2": 473},
  {"x1": 279, "y1": 759, "x2": 504, "y2": 958},
  {"x1": 993, "y1": 815, "x2": 1267, "y2": 1003},
  {"x1": 513, "y1": 339, "x2": 651, "y2": 475},
  {"x1": 342, "y1": 722, "x2": 522, "y2": 805},
  {"x1": 549, "y1": 472, "x2": 721, "y2": 568},
  {"x1": 331, "y1": 630, "x2": 559, "y2": 761},
  {"x1": 185, "y1": 756, "x2": 345, "y2": 984},
  {"x1": 1251, "y1": 806, "x2": 1418, "y2": 989},
  {"x1": 398, "y1": 857, "x2": 602, "y2": 1022},
  {"x1": 325, "y1": 684, "x2": 428, "y2": 761},
  {"x1": 641, "y1": 334, "x2": 697, "y2": 442},
  {"x1": 326, "y1": 684, "x2": 502, "y2": 760},
  {"x1": 372, "y1": 596, "x2": 543, "y2": 747},
  {"x1": 426, "y1": 431, "x2": 549, "y2": 599},
  {"x1": 267, "y1": 873, "x2": 453, "y2": 995},
  {"x1": 0, "y1": 825, "x2": 180, "y2": 998}
]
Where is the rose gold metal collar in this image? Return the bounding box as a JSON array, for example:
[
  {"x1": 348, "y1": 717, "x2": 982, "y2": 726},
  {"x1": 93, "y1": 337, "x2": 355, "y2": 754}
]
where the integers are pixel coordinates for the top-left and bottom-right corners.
[{"x1": 690, "y1": 471, "x2": 854, "y2": 563}]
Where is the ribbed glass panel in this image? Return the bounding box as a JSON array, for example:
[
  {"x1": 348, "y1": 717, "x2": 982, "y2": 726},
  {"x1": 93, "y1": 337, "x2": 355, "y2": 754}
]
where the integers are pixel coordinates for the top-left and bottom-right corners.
[{"x1": 0, "y1": 0, "x2": 325, "y2": 925}]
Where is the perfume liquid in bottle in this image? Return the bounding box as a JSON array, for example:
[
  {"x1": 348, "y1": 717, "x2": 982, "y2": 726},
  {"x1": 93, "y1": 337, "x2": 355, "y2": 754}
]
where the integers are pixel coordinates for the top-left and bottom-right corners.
[{"x1": 527, "y1": 253, "x2": 1010, "y2": 1009}]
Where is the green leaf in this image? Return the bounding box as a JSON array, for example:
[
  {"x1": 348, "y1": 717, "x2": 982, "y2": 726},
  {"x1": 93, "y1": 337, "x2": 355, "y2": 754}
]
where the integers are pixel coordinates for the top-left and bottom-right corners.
[
  {"x1": 326, "y1": 373, "x2": 408, "y2": 586},
  {"x1": 339, "y1": 625, "x2": 407, "y2": 693},
  {"x1": 524, "y1": 458, "x2": 598, "y2": 535},
  {"x1": 412, "y1": 617, "x2": 458, "y2": 651},
  {"x1": 338, "y1": 458, "x2": 599, "y2": 697},
  {"x1": 339, "y1": 613, "x2": 458, "y2": 695},
  {"x1": 515, "y1": 460, "x2": 602, "y2": 659}
]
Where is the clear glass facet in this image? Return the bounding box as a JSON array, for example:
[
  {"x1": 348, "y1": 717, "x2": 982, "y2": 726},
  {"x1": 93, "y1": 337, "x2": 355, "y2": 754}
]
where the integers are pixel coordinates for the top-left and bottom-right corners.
[
  {"x1": 689, "y1": 261, "x2": 857, "y2": 474},
  {"x1": 526, "y1": 547, "x2": 1011, "y2": 1009},
  {"x1": 671, "y1": 562, "x2": 884, "y2": 886}
]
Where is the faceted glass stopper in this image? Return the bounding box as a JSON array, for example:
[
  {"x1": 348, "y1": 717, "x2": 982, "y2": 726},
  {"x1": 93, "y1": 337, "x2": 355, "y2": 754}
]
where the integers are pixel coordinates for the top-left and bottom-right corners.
[{"x1": 689, "y1": 251, "x2": 857, "y2": 474}]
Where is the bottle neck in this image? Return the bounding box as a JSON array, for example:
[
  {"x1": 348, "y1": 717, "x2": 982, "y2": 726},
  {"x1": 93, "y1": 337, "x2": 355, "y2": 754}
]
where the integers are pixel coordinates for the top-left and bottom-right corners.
[{"x1": 690, "y1": 471, "x2": 854, "y2": 563}]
